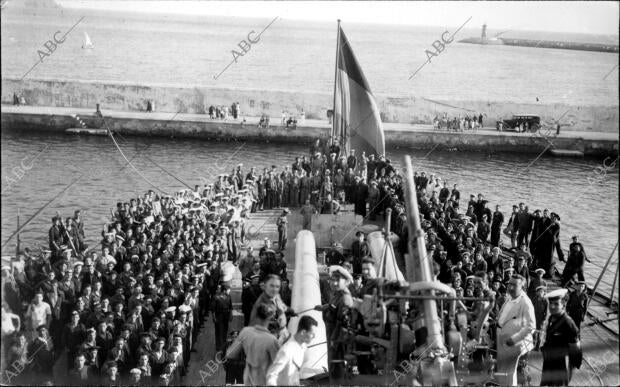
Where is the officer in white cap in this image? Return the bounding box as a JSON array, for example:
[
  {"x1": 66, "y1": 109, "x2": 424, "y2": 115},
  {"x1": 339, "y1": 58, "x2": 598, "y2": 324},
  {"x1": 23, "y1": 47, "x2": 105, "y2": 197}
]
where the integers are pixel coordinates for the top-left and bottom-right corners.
[
  {"x1": 315, "y1": 265, "x2": 354, "y2": 379},
  {"x1": 540, "y1": 288, "x2": 579, "y2": 386}
]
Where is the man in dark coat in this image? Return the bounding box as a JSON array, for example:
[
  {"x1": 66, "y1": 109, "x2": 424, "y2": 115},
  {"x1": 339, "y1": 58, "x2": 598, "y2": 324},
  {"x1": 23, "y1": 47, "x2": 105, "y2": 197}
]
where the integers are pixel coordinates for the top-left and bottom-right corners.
[
  {"x1": 516, "y1": 203, "x2": 531, "y2": 248},
  {"x1": 212, "y1": 284, "x2": 232, "y2": 352},
  {"x1": 346, "y1": 149, "x2": 357, "y2": 172},
  {"x1": 367, "y1": 180, "x2": 380, "y2": 220},
  {"x1": 350, "y1": 232, "x2": 370, "y2": 275},
  {"x1": 29, "y1": 325, "x2": 55, "y2": 382},
  {"x1": 477, "y1": 214, "x2": 490, "y2": 243},
  {"x1": 48, "y1": 216, "x2": 64, "y2": 259},
  {"x1": 566, "y1": 281, "x2": 588, "y2": 332},
  {"x1": 562, "y1": 236, "x2": 591, "y2": 286},
  {"x1": 354, "y1": 177, "x2": 368, "y2": 217},
  {"x1": 550, "y1": 214, "x2": 565, "y2": 263},
  {"x1": 536, "y1": 209, "x2": 555, "y2": 278},
  {"x1": 490, "y1": 205, "x2": 504, "y2": 247}
]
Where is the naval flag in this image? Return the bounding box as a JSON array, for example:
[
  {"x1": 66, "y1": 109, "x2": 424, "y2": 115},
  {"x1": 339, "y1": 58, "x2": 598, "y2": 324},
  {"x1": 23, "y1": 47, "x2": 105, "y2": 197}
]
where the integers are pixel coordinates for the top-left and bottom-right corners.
[{"x1": 333, "y1": 24, "x2": 385, "y2": 158}]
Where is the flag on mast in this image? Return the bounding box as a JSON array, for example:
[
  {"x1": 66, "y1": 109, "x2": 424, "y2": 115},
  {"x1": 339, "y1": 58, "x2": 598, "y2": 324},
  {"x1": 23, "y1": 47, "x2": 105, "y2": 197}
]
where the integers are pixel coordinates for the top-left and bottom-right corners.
[{"x1": 332, "y1": 23, "x2": 385, "y2": 157}]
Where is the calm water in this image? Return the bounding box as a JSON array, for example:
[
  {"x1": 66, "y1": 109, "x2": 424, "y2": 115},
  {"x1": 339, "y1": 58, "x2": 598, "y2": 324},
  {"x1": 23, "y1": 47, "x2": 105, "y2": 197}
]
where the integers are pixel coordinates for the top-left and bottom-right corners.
[
  {"x1": 1, "y1": 7, "x2": 618, "y2": 105},
  {"x1": 1, "y1": 6, "x2": 618, "y2": 289},
  {"x1": 1, "y1": 131, "x2": 618, "y2": 287}
]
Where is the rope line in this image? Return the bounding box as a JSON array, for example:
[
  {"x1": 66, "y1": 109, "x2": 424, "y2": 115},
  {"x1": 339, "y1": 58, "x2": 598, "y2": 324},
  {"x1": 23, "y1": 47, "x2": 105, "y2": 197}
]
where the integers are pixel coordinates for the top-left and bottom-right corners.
[
  {"x1": 142, "y1": 154, "x2": 193, "y2": 190},
  {"x1": 100, "y1": 116, "x2": 168, "y2": 195}
]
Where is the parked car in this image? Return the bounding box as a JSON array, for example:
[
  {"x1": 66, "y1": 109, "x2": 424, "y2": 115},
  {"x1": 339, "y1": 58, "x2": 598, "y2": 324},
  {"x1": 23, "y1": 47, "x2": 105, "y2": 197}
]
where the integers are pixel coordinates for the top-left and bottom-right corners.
[{"x1": 496, "y1": 114, "x2": 541, "y2": 132}]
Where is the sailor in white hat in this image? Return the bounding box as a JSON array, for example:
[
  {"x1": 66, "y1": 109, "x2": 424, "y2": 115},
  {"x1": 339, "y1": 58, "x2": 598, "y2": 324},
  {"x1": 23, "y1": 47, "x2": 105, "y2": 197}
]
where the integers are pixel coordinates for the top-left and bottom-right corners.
[
  {"x1": 540, "y1": 287, "x2": 579, "y2": 386},
  {"x1": 527, "y1": 268, "x2": 547, "y2": 300}
]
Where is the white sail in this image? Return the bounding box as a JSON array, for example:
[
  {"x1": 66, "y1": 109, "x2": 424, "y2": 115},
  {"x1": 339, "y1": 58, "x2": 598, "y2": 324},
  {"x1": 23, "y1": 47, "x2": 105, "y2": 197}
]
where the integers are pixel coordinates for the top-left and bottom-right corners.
[{"x1": 82, "y1": 32, "x2": 93, "y2": 49}]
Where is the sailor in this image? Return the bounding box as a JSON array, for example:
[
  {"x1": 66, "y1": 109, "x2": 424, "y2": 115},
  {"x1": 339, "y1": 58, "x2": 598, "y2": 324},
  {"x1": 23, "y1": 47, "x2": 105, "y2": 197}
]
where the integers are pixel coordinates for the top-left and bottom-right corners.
[
  {"x1": 367, "y1": 180, "x2": 380, "y2": 220},
  {"x1": 276, "y1": 209, "x2": 290, "y2": 251},
  {"x1": 300, "y1": 198, "x2": 317, "y2": 230},
  {"x1": 495, "y1": 274, "x2": 535, "y2": 386},
  {"x1": 68, "y1": 352, "x2": 92, "y2": 385},
  {"x1": 540, "y1": 288, "x2": 580, "y2": 386},
  {"x1": 212, "y1": 283, "x2": 232, "y2": 352},
  {"x1": 315, "y1": 265, "x2": 354, "y2": 379},
  {"x1": 128, "y1": 367, "x2": 143, "y2": 385},
  {"x1": 242, "y1": 271, "x2": 262, "y2": 326},
  {"x1": 325, "y1": 242, "x2": 345, "y2": 266},
  {"x1": 514, "y1": 254, "x2": 530, "y2": 288},
  {"x1": 561, "y1": 236, "x2": 591, "y2": 286},
  {"x1": 320, "y1": 193, "x2": 340, "y2": 214},
  {"x1": 48, "y1": 216, "x2": 64, "y2": 259},
  {"x1": 29, "y1": 324, "x2": 55, "y2": 383},
  {"x1": 527, "y1": 268, "x2": 547, "y2": 301},
  {"x1": 360, "y1": 257, "x2": 379, "y2": 296},
  {"x1": 566, "y1": 280, "x2": 588, "y2": 332},
  {"x1": 80, "y1": 327, "x2": 98, "y2": 361},
  {"x1": 351, "y1": 231, "x2": 370, "y2": 274},
  {"x1": 532, "y1": 285, "x2": 548, "y2": 349}
]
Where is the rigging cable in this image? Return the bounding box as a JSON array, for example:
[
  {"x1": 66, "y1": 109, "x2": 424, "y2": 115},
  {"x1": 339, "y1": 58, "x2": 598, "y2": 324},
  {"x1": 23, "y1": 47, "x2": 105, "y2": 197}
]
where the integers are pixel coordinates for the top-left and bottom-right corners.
[
  {"x1": 111, "y1": 129, "x2": 193, "y2": 191},
  {"x1": 142, "y1": 154, "x2": 193, "y2": 190},
  {"x1": 100, "y1": 115, "x2": 169, "y2": 195}
]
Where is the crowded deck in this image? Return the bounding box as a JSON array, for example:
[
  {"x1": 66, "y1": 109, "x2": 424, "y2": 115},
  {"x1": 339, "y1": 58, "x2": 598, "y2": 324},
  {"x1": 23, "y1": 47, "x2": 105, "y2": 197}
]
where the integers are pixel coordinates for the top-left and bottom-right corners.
[{"x1": 1, "y1": 141, "x2": 618, "y2": 386}]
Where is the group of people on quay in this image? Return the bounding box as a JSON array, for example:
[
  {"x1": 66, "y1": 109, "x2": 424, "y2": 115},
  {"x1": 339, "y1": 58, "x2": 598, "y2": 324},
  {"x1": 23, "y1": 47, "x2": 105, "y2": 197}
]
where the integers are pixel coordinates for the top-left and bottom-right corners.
[
  {"x1": 208, "y1": 102, "x2": 241, "y2": 120},
  {"x1": 1, "y1": 135, "x2": 592, "y2": 386},
  {"x1": 433, "y1": 112, "x2": 484, "y2": 131}
]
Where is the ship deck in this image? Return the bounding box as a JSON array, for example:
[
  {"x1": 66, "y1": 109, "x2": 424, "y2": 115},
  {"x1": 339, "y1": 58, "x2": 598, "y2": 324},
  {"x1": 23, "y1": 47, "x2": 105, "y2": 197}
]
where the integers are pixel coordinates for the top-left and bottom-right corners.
[{"x1": 181, "y1": 208, "x2": 619, "y2": 386}]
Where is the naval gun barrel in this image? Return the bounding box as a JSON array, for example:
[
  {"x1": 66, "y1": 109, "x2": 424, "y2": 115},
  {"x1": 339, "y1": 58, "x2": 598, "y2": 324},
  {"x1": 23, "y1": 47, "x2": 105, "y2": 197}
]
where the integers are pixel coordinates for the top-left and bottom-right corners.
[{"x1": 403, "y1": 155, "x2": 445, "y2": 352}]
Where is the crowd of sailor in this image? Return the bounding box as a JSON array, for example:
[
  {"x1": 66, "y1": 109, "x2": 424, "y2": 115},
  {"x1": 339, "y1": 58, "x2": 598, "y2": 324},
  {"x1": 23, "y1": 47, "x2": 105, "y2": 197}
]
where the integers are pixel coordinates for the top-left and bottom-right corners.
[{"x1": 0, "y1": 137, "x2": 591, "y2": 386}]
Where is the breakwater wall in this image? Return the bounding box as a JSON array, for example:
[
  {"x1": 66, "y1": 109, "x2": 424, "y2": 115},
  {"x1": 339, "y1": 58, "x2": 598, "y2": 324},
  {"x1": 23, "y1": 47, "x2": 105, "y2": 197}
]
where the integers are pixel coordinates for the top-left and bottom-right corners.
[
  {"x1": 2, "y1": 77, "x2": 618, "y2": 132},
  {"x1": 2, "y1": 107, "x2": 618, "y2": 157},
  {"x1": 459, "y1": 37, "x2": 619, "y2": 53}
]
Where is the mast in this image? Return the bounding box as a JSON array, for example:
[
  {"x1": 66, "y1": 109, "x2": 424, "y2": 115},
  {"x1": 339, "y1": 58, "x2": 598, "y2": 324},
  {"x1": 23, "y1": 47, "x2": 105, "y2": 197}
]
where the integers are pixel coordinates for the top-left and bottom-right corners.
[{"x1": 332, "y1": 19, "x2": 341, "y2": 150}]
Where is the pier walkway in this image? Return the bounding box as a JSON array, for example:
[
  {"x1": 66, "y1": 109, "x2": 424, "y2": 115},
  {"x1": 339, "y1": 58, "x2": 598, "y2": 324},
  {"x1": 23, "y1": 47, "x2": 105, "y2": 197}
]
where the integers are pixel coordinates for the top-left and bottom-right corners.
[{"x1": 3, "y1": 104, "x2": 619, "y2": 141}]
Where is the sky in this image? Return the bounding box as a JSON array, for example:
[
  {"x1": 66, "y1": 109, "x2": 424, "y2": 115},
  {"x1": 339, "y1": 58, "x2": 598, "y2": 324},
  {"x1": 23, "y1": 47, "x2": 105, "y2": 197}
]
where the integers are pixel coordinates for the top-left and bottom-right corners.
[{"x1": 58, "y1": 1, "x2": 619, "y2": 36}]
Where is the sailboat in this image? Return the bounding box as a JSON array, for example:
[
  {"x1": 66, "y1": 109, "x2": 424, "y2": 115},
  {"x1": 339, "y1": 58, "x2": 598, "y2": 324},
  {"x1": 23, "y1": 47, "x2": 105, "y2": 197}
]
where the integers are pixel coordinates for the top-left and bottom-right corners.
[{"x1": 82, "y1": 32, "x2": 94, "y2": 49}]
